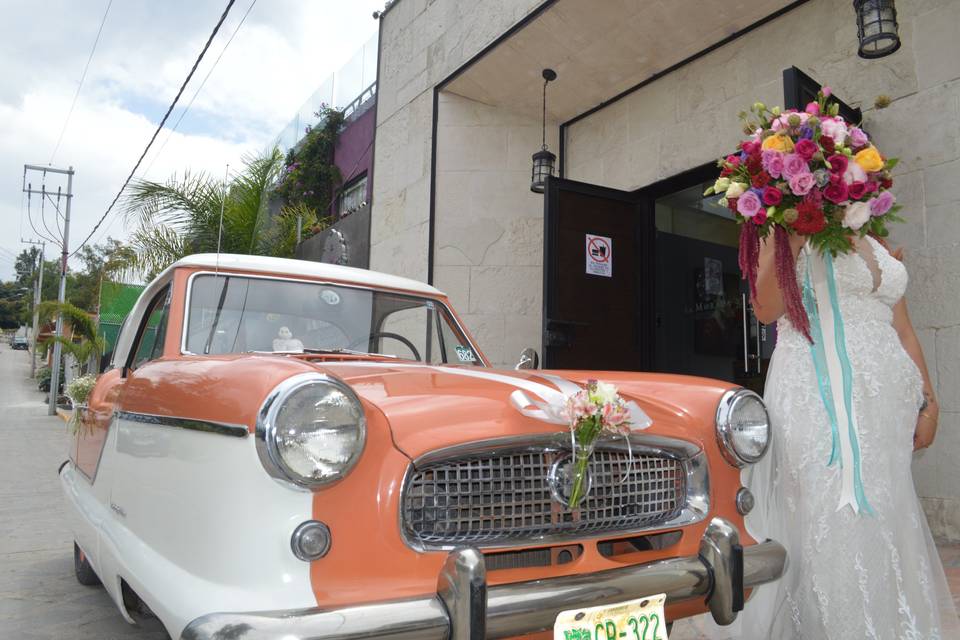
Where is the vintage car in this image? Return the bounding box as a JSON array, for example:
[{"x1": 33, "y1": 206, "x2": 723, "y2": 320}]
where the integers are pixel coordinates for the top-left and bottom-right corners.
[{"x1": 60, "y1": 253, "x2": 786, "y2": 640}]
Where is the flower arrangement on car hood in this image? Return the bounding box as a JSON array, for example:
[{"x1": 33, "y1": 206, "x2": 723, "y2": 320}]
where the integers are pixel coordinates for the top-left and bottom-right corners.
[
  {"x1": 561, "y1": 381, "x2": 652, "y2": 509},
  {"x1": 705, "y1": 88, "x2": 902, "y2": 341}
]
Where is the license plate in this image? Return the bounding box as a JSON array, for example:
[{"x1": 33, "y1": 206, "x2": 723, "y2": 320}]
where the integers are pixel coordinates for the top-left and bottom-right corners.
[{"x1": 553, "y1": 594, "x2": 668, "y2": 640}]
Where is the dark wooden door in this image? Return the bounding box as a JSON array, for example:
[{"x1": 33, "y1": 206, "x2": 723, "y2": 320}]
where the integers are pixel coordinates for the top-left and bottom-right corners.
[{"x1": 542, "y1": 178, "x2": 653, "y2": 370}]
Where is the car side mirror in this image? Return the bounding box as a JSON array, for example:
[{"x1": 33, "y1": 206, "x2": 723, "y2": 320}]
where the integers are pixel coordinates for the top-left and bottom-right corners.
[{"x1": 515, "y1": 347, "x2": 540, "y2": 370}]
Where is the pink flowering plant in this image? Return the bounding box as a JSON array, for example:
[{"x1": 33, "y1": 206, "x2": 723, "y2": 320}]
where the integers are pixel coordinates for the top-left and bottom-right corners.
[
  {"x1": 562, "y1": 380, "x2": 633, "y2": 509},
  {"x1": 704, "y1": 88, "x2": 903, "y2": 340}
]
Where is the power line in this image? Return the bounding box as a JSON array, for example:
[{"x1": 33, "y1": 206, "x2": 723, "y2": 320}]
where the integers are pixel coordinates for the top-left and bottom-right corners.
[
  {"x1": 49, "y1": 0, "x2": 114, "y2": 165},
  {"x1": 71, "y1": 0, "x2": 238, "y2": 258},
  {"x1": 140, "y1": 0, "x2": 258, "y2": 180}
]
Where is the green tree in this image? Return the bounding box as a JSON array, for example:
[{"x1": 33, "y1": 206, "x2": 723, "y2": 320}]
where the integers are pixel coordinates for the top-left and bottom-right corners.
[
  {"x1": 37, "y1": 300, "x2": 105, "y2": 374},
  {"x1": 119, "y1": 148, "x2": 327, "y2": 279}
]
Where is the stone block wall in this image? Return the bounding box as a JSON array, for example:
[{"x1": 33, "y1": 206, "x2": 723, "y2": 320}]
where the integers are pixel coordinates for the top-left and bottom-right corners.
[
  {"x1": 433, "y1": 91, "x2": 558, "y2": 367},
  {"x1": 371, "y1": 0, "x2": 545, "y2": 283},
  {"x1": 565, "y1": 0, "x2": 960, "y2": 539}
]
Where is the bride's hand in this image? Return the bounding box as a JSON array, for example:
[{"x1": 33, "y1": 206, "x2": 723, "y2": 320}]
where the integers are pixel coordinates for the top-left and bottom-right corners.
[{"x1": 914, "y1": 407, "x2": 939, "y2": 450}]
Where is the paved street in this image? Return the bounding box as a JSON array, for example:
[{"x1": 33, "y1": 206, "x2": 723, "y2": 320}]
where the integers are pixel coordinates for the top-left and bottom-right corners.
[
  {"x1": 0, "y1": 343, "x2": 166, "y2": 639},
  {"x1": 1, "y1": 342, "x2": 957, "y2": 639}
]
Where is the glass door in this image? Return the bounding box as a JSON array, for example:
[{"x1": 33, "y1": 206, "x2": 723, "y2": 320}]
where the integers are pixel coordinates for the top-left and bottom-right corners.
[{"x1": 650, "y1": 179, "x2": 773, "y2": 393}]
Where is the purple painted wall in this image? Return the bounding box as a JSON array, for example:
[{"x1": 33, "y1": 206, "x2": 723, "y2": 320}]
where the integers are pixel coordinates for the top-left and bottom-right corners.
[{"x1": 331, "y1": 101, "x2": 376, "y2": 217}]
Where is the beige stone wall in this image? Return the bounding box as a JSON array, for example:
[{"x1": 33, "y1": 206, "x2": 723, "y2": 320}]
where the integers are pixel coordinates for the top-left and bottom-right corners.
[
  {"x1": 566, "y1": 0, "x2": 960, "y2": 539},
  {"x1": 433, "y1": 92, "x2": 558, "y2": 368},
  {"x1": 371, "y1": 0, "x2": 545, "y2": 283}
]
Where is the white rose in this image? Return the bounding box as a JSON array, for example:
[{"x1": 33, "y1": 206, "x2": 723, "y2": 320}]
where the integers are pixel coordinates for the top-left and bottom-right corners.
[
  {"x1": 842, "y1": 201, "x2": 871, "y2": 231},
  {"x1": 714, "y1": 177, "x2": 731, "y2": 193},
  {"x1": 820, "y1": 117, "x2": 848, "y2": 146},
  {"x1": 843, "y1": 161, "x2": 867, "y2": 185},
  {"x1": 726, "y1": 182, "x2": 747, "y2": 199}
]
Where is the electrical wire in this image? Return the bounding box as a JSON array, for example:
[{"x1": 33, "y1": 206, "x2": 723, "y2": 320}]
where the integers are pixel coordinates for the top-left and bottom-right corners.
[
  {"x1": 70, "y1": 0, "x2": 238, "y2": 258},
  {"x1": 49, "y1": 0, "x2": 114, "y2": 165},
  {"x1": 140, "y1": 0, "x2": 258, "y2": 180},
  {"x1": 39, "y1": 185, "x2": 63, "y2": 244},
  {"x1": 26, "y1": 189, "x2": 58, "y2": 245}
]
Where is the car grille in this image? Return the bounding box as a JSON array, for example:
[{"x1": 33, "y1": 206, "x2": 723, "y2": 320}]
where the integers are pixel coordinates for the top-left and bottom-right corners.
[{"x1": 402, "y1": 447, "x2": 687, "y2": 548}]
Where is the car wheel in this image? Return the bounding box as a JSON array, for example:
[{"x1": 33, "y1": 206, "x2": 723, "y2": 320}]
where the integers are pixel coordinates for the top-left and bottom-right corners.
[{"x1": 74, "y1": 542, "x2": 101, "y2": 586}]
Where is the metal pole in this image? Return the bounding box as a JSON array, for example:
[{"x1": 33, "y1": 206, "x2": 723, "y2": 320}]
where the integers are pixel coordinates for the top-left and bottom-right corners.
[
  {"x1": 30, "y1": 244, "x2": 44, "y2": 378},
  {"x1": 48, "y1": 167, "x2": 73, "y2": 416}
]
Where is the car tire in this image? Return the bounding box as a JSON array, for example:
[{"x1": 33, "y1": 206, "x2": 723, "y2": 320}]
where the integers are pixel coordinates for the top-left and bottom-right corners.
[{"x1": 74, "y1": 542, "x2": 101, "y2": 586}]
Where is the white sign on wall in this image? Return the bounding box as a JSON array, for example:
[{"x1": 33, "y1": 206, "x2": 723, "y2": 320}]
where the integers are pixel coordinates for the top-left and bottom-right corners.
[{"x1": 585, "y1": 234, "x2": 612, "y2": 277}]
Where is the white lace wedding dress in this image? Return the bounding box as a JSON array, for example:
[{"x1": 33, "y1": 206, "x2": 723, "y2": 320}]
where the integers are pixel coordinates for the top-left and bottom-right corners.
[{"x1": 689, "y1": 236, "x2": 960, "y2": 639}]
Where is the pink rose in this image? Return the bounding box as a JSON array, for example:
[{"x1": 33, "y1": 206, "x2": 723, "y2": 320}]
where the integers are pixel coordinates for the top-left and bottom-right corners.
[
  {"x1": 824, "y1": 181, "x2": 849, "y2": 204},
  {"x1": 761, "y1": 150, "x2": 785, "y2": 178},
  {"x1": 864, "y1": 180, "x2": 878, "y2": 194},
  {"x1": 805, "y1": 102, "x2": 820, "y2": 115},
  {"x1": 789, "y1": 172, "x2": 816, "y2": 196},
  {"x1": 794, "y1": 138, "x2": 817, "y2": 160},
  {"x1": 827, "y1": 154, "x2": 848, "y2": 175},
  {"x1": 849, "y1": 127, "x2": 869, "y2": 149},
  {"x1": 822, "y1": 86, "x2": 832, "y2": 97},
  {"x1": 762, "y1": 186, "x2": 783, "y2": 206},
  {"x1": 737, "y1": 190, "x2": 763, "y2": 218},
  {"x1": 848, "y1": 181, "x2": 867, "y2": 200},
  {"x1": 870, "y1": 190, "x2": 896, "y2": 216},
  {"x1": 782, "y1": 153, "x2": 810, "y2": 179}
]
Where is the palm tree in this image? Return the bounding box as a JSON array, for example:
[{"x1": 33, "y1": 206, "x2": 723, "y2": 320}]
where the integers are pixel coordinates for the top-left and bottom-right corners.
[
  {"x1": 37, "y1": 301, "x2": 106, "y2": 375},
  {"x1": 120, "y1": 148, "x2": 325, "y2": 279}
]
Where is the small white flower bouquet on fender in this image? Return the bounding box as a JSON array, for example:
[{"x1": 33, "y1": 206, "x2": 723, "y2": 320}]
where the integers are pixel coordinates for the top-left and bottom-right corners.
[{"x1": 561, "y1": 381, "x2": 651, "y2": 509}]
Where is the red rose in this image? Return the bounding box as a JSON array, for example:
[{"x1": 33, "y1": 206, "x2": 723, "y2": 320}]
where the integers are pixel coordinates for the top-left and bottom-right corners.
[
  {"x1": 824, "y1": 181, "x2": 849, "y2": 204},
  {"x1": 881, "y1": 178, "x2": 893, "y2": 189},
  {"x1": 793, "y1": 201, "x2": 827, "y2": 235},
  {"x1": 720, "y1": 155, "x2": 740, "y2": 177},
  {"x1": 762, "y1": 186, "x2": 782, "y2": 206},
  {"x1": 848, "y1": 181, "x2": 867, "y2": 200},
  {"x1": 746, "y1": 155, "x2": 763, "y2": 174},
  {"x1": 827, "y1": 154, "x2": 848, "y2": 174},
  {"x1": 864, "y1": 180, "x2": 878, "y2": 193},
  {"x1": 795, "y1": 138, "x2": 818, "y2": 160},
  {"x1": 751, "y1": 171, "x2": 772, "y2": 188},
  {"x1": 740, "y1": 140, "x2": 760, "y2": 155},
  {"x1": 753, "y1": 209, "x2": 768, "y2": 225},
  {"x1": 820, "y1": 136, "x2": 835, "y2": 154}
]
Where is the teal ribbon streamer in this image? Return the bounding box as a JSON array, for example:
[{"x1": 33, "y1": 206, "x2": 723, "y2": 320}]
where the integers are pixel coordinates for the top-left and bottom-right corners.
[{"x1": 802, "y1": 251, "x2": 874, "y2": 515}]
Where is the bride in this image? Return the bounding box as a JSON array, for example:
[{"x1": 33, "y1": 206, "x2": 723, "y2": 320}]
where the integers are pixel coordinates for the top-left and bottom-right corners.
[{"x1": 733, "y1": 231, "x2": 960, "y2": 639}]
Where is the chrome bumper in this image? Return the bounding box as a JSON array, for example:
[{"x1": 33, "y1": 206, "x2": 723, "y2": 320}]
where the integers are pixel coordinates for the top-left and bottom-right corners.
[{"x1": 181, "y1": 518, "x2": 786, "y2": 640}]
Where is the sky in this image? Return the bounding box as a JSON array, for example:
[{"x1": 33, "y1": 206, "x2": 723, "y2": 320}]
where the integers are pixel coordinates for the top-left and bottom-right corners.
[{"x1": 0, "y1": 0, "x2": 383, "y2": 280}]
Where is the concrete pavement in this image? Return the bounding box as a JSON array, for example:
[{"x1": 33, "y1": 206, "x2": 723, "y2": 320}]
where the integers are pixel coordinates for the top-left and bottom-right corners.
[{"x1": 0, "y1": 343, "x2": 166, "y2": 639}]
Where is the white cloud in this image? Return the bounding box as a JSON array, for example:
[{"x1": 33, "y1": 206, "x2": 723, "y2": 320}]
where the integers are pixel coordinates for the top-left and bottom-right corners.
[{"x1": 0, "y1": 0, "x2": 384, "y2": 279}]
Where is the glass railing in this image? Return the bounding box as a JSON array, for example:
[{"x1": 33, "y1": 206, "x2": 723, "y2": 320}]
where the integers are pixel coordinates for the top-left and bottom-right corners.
[{"x1": 269, "y1": 32, "x2": 379, "y2": 154}]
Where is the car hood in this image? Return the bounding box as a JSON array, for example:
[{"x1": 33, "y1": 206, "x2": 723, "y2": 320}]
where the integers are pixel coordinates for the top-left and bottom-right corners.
[{"x1": 302, "y1": 360, "x2": 734, "y2": 460}]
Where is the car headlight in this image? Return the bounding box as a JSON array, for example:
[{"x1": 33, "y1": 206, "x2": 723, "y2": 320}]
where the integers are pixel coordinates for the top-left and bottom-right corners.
[
  {"x1": 256, "y1": 373, "x2": 366, "y2": 488},
  {"x1": 715, "y1": 388, "x2": 770, "y2": 467}
]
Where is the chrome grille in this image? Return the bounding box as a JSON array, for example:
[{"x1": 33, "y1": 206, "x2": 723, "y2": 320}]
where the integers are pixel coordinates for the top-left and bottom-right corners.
[{"x1": 402, "y1": 447, "x2": 687, "y2": 548}]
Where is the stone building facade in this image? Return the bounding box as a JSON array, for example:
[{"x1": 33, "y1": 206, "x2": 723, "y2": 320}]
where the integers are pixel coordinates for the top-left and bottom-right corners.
[{"x1": 369, "y1": 0, "x2": 960, "y2": 538}]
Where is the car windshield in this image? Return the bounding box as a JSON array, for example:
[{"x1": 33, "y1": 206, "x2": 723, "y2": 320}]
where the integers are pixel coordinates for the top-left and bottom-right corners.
[{"x1": 184, "y1": 274, "x2": 483, "y2": 366}]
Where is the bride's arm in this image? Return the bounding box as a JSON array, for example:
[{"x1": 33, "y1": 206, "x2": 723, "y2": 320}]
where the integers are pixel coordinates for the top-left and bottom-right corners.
[
  {"x1": 751, "y1": 231, "x2": 807, "y2": 324},
  {"x1": 892, "y1": 297, "x2": 939, "y2": 449}
]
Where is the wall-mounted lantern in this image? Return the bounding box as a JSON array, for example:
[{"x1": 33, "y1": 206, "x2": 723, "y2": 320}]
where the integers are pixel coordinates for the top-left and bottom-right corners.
[
  {"x1": 853, "y1": 0, "x2": 901, "y2": 59},
  {"x1": 531, "y1": 68, "x2": 557, "y2": 194}
]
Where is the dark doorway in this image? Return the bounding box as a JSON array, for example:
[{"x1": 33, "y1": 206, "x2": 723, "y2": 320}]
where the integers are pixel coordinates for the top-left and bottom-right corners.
[{"x1": 542, "y1": 178, "x2": 654, "y2": 370}]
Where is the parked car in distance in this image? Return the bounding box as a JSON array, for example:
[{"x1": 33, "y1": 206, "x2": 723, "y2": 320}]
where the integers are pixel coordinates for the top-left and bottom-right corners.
[
  {"x1": 60, "y1": 253, "x2": 786, "y2": 640},
  {"x1": 11, "y1": 333, "x2": 29, "y2": 350}
]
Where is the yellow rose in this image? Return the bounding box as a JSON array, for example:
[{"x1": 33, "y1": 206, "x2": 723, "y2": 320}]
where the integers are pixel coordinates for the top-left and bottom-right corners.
[
  {"x1": 762, "y1": 134, "x2": 795, "y2": 153},
  {"x1": 854, "y1": 146, "x2": 884, "y2": 173}
]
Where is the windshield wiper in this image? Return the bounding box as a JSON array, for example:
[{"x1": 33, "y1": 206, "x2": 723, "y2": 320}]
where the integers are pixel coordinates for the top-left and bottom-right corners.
[{"x1": 301, "y1": 348, "x2": 398, "y2": 358}]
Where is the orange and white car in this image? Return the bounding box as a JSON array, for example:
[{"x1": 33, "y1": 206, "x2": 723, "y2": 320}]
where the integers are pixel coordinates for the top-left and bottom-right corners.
[{"x1": 60, "y1": 254, "x2": 786, "y2": 639}]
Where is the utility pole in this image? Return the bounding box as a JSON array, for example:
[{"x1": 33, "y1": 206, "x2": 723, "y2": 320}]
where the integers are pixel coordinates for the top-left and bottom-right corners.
[
  {"x1": 23, "y1": 164, "x2": 74, "y2": 416},
  {"x1": 20, "y1": 240, "x2": 45, "y2": 378}
]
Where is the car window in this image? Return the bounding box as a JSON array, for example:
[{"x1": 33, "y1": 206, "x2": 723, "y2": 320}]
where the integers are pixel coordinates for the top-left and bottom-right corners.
[
  {"x1": 130, "y1": 287, "x2": 171, "y2": 370},
  {"x1": 184, "y1": 274, "x2": 482, "y2": 365}
]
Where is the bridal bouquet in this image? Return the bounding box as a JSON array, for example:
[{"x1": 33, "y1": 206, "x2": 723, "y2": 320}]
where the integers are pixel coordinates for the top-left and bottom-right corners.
[
  {"x1": 705, "y1": 88, "x2": 902, "y2": 340},
  {"x1": 562, "y1": 381, "x2": 633, "y2": 509}
]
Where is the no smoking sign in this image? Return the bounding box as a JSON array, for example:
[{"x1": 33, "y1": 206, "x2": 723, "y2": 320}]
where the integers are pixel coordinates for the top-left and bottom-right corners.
[{"x1": 585, "y1": 233, "x2": 612, "y2": 277}]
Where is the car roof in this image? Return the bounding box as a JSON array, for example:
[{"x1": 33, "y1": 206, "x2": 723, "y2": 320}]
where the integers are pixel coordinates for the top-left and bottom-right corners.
[{"x1": 171, "y1": 254, "x2": 443, "y2": 297}]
